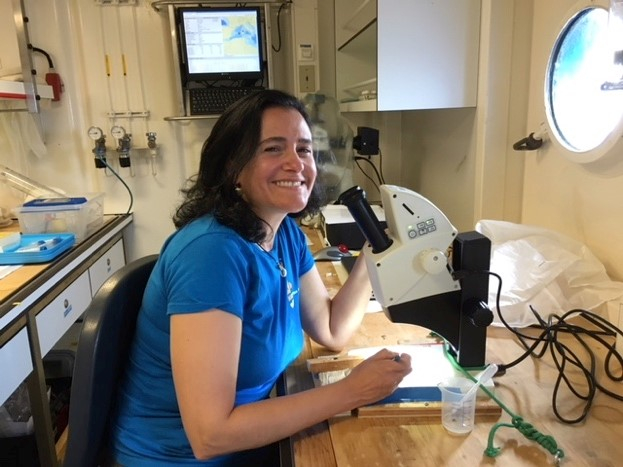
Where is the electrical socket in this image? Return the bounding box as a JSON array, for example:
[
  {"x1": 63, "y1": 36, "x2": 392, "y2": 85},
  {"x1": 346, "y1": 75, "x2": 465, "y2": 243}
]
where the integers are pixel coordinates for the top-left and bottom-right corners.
[{"x1": 298, "y1": 65, "x2": 316, "y2": 93}]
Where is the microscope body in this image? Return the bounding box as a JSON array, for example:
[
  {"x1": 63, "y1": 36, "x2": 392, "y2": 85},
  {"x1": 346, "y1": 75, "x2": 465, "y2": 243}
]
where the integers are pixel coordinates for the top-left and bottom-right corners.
[{"x1": 340, "y1": 185, "x2": 493, "y2": 368}]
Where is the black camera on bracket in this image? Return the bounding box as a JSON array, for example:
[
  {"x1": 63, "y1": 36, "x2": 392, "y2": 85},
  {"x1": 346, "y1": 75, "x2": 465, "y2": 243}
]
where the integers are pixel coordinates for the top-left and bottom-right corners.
[{"x1": 353, "y1": 126, "x2": 379, "y2": 156}]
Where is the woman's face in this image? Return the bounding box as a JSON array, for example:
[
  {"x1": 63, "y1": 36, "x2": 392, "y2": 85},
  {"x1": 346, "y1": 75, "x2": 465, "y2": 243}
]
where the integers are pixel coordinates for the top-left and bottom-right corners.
[{"x1": 236, "y1": 107, "x2": 316, "y2": 226}]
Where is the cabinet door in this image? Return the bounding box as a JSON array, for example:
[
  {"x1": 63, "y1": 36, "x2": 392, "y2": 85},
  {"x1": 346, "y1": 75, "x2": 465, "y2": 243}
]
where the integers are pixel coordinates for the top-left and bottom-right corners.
[
  {"x1": 36, "y1": 272, "x2": 92, "y2": 357},
  {"x1": 0, "y1": 328, "x2": 33, "y2": 405},
  {"x1": 88, "y1": 239, "x2": 126, "y2": 296},
  {"x1": 377, "y1": 0, "x2": 480, "y2": 111},
  {"x1": 335, "y1": 0, "x2": 378, "y2": 110},
  {"x1": 335, "y1": 0, "x2": 377, "y2": 49}
]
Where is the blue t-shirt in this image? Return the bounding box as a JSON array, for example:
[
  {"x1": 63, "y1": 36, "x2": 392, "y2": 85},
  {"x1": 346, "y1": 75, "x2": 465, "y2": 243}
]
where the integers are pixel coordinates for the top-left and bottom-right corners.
[{"x1": 110, "y1": 215, "x2": 314, "y2": 466}]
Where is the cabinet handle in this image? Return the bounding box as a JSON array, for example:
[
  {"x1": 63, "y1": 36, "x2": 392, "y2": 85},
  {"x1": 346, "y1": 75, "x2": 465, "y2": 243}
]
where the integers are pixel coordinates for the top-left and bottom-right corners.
[{"x1": 63, "y1": 298, "x2": 72, "y2": 317}]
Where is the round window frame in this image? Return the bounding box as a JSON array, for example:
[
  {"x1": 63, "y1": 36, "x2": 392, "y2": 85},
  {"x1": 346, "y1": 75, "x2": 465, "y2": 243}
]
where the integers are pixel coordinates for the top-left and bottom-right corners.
[{"x1": 544, "y1": 2, "x2": 623, "y2": 165}]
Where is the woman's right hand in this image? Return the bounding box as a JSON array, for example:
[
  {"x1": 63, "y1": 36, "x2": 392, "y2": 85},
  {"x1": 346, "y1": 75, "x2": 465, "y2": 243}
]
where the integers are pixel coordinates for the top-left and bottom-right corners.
[{"x1": 340, "y1": 348, "x2": 412, "y2": 407}]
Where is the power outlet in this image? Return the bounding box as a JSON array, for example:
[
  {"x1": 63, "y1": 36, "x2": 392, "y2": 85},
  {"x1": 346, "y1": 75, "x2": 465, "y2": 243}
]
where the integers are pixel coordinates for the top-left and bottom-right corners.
[{"x1": 298, "y1": 65, "x2": 316, "y2": 93}]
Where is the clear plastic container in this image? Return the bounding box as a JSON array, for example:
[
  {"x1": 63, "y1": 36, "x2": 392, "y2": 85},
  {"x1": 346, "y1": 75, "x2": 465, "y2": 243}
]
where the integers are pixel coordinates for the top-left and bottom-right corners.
[
  {"x1": 16, "y1": 193, "x2": 104, "y2": 242},
  {"x1": 437, "y1": 376, "x2": 477, "y2": 435}
]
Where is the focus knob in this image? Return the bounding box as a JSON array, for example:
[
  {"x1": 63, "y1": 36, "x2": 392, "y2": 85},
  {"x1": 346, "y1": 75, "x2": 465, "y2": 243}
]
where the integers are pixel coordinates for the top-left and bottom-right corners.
[
  {"x1": 466, "y1": 300, "x2": 494, "y2": 327},
  {"x1": 418, "y1": 249, "x2": 447, "y2": 274}
]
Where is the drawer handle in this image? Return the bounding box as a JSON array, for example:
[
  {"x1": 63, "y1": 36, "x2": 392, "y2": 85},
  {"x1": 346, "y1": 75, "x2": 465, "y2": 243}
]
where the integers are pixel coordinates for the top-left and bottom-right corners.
[{"x1": 63, "y1": 299, "x2": 73, "y2": 317}]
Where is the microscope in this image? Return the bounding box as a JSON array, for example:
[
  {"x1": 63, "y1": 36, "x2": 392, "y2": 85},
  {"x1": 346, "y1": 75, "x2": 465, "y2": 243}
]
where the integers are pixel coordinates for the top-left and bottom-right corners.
[{"x1": 339, "y1": 185, "x2": 493, "y2": 368}]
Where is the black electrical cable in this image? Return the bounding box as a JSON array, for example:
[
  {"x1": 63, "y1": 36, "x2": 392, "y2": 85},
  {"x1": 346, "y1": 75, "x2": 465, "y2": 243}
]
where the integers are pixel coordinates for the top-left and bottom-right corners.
[
  {"x1": 32, "y1": 47, "x2": 54, "y2": 69},
  {"x1": 354, "y1": 156, "x2": 384, "y2": 183},
  {"x1": 459, "y1": 269, "x2": 623, "y2": 424},
  {"x1": 353, "y1": 157, "x2": 380, "y2": 195},
  {"x1": 93, "y1": 153, "x2": 134, "y2": 215},
  {"x1": 377, "y1": 148, "x2": 386, "y2": 185},
  {"x1": 271, "y1": 2, "x2": 287, "y2": 53}
]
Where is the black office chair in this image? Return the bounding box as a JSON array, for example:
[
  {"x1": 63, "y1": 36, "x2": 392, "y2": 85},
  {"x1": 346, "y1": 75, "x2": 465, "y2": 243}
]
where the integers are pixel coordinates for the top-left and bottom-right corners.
[{"x1": 63, "y1": 254, "x2": 158, "y2": 467}]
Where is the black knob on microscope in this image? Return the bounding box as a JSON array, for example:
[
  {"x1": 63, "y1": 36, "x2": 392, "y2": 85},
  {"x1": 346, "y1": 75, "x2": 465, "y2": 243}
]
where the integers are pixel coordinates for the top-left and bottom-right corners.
[{"x1": 466, "y1": 300, "x2": 494, "y2": 327}]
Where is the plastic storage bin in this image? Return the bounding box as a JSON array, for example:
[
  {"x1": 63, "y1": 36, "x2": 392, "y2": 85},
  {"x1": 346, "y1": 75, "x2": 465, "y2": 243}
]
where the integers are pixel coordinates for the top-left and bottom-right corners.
[{"x1": 16, "y1": 193, "x2": 104, "y2": 242}]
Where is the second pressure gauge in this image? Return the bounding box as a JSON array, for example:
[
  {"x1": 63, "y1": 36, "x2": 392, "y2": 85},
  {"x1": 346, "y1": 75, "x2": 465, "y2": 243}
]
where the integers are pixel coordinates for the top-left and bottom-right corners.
[{"x1": 111, "y1": 125, "x2": 127, "y2": 139}]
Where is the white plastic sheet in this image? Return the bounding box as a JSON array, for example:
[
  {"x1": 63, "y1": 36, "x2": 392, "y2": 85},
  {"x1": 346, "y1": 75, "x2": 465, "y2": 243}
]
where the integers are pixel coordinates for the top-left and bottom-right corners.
[
  {"x1": 476, "y1": 220, "x2": 623, "y2": 327},
  {"x1": 0, "y1": 99, "x2": 48, "y2": 213}
]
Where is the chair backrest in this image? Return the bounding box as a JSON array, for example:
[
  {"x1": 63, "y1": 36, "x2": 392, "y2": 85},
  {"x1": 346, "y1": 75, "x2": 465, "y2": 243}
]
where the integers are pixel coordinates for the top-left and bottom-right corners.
[{"x1": 63, "y1": 254, "x2": 158, "y2": 467}]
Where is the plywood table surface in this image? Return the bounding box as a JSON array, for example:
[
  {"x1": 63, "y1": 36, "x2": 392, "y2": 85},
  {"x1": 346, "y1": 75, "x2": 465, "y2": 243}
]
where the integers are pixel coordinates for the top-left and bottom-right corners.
[{"x1": 288, "y1": 226, "x2": 623, "y2": 466}]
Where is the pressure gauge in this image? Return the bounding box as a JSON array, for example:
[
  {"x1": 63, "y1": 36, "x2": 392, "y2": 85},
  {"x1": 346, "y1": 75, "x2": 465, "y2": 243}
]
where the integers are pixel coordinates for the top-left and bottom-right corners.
[
  {"x1": 87, "y1": 126, "x2": 103, "y2": 140},
  {"x1": 111, "y1": 125, "x2": 126, "y2": 139}
]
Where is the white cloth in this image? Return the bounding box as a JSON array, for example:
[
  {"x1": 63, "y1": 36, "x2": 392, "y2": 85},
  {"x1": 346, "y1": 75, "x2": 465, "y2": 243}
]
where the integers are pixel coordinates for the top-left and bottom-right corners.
[{"x1": 476, "y1": 219, "x2": 623, "y2": 327}]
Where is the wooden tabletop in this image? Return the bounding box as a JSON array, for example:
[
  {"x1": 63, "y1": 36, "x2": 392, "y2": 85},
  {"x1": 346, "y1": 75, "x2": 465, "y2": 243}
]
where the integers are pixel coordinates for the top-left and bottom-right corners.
[
  {"x1": 0, "y1": 215, "x2": 131, "y2": 323},
  {"x1": 0, "y1": 220, "x2": 46, "y2": 303},
  {"x1": 287, "y1": 226, "x2": 623, "y2": 466}
]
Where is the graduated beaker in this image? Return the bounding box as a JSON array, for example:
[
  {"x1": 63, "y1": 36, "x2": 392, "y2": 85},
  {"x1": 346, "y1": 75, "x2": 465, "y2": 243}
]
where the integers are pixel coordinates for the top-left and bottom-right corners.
[{"x1": 437, "y1": 376, "x2": 476, "y2": 435}]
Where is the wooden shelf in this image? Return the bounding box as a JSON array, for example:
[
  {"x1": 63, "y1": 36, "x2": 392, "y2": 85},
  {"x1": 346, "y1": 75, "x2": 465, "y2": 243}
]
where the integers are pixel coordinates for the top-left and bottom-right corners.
[{"x1": 339, "y1": 99, "x2": 377, "y2": 112}]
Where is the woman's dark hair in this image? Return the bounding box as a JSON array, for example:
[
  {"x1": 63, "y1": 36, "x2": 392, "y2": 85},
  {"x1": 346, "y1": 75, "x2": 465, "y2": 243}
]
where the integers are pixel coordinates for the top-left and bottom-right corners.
[{"x1": 173, "y1": 89, "x2": 326, "y2": 243}]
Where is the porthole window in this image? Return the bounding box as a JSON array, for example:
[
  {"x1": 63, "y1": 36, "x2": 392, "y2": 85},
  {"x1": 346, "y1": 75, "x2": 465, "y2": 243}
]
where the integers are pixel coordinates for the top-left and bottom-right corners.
[{"x1": 545, "y1": 5, "x2": 623, "y2": 164}]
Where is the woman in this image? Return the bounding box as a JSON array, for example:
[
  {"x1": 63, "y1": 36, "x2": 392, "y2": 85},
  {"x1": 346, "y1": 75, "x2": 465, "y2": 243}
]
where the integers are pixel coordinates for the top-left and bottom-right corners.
[{"x1": 110, "y1": 89, "x2": 412, "y2": 466}]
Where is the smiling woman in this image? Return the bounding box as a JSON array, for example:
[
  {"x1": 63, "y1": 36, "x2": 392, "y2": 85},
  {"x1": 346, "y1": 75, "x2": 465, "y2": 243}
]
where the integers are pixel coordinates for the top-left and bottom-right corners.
[
  {"x1": 545, "y1": 2, "x2": 623, "y2": 165},
  {"x1": 235, "y1": 106, "x2": 317, "y2": 236},
  {"x1": 107, "y1": 89, "x2": 411, "y2": 466}
]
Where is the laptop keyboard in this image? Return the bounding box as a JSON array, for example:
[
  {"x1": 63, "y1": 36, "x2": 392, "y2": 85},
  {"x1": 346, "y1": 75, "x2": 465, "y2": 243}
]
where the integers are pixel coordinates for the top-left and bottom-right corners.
[{"x1": 188, "y1": 87, "x2": 262, "y2": 115}]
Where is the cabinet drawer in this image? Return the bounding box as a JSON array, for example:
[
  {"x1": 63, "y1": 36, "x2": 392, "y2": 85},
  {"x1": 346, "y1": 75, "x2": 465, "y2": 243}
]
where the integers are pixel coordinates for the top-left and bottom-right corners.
[
  {"x1": 36, "y1": 272, "x2": 92, "y2": 358},
  {"x1": 0, "y1": 328, "x2": 33, "y2": 405},
  {"x1": 88, "y1": 240, "x2": 126, "y2": 296}
]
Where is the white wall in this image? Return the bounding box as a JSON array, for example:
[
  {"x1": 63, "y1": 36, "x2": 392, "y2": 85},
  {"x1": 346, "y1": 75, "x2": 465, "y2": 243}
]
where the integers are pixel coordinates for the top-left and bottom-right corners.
[
  {"x1": 4, "y1": 0, "x2": 622, "y2": 291},
  {"x1": 522, "y1": 0, "x2": 623, "y2": 282},
  {"x1": 0, "y1": 0, "x2": 295, "y2": 261},
  {"x1": 0, "y1": 1, "x2": 21, "y2": 76},
  {"x1": 320, "y1": 1, "x2": 530, "y2": 234}
]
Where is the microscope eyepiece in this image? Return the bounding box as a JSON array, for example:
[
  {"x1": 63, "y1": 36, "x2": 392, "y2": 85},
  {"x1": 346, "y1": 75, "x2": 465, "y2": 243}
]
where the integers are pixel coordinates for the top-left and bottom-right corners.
[{"x1": 338, "y1": 186, "x2": 393, "y2": 253}]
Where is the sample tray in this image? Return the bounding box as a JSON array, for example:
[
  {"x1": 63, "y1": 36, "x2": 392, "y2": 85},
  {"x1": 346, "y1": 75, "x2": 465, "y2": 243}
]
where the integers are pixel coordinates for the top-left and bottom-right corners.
[{"x1": 0, "y1": 233, "x2": 76, "y2": 265}]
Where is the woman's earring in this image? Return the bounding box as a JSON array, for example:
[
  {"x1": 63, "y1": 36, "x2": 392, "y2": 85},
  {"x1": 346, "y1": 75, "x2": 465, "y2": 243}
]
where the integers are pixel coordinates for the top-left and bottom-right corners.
[{"x1": 234, "y1": 183, "x2": 242, "y2": 195}]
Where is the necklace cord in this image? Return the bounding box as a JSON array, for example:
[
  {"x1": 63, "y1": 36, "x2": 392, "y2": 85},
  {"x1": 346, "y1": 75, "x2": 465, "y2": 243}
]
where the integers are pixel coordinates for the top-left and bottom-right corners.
[{"x1": 256, "y1": 242, "x2": 287, "y2": 278}]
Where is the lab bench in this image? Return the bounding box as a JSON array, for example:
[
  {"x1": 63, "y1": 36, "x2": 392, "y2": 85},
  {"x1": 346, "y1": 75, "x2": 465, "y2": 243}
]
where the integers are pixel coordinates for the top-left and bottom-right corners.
[
  {"x1": 0, "y1": 213, "x2": 132, "y2": 467},
  {"x1": 282, "y1": 226, "x2": 623, "y2": 466}
]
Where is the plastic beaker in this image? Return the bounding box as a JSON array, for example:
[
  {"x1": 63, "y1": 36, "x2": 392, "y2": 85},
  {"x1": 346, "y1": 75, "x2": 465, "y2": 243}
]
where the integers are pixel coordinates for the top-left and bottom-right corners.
[{"x1": 437, "y1": 376, "x2": 477, "y2": 435}]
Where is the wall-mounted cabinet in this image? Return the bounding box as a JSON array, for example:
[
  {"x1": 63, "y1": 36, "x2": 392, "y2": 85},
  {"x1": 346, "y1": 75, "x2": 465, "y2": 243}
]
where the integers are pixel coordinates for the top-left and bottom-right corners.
[
  {"x1": 335, "y1": 0, "x2": 481, "y2": 112},
  {"x1": 335, "y1": 0, "x2": 377, "y2": 50},
  {"x1": 335, "y1": 0, "x2": 377, "y2": 112}
]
